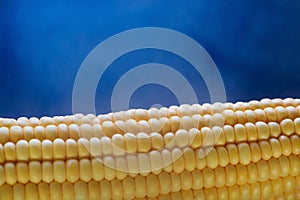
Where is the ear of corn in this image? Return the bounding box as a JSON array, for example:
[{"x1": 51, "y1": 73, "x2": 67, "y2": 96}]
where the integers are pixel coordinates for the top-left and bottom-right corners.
[{"x1": 1, "y1": 98, "x2": 300, "y2": 199}]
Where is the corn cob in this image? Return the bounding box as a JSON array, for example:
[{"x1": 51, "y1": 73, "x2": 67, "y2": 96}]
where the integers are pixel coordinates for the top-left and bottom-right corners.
[{"x1": 1, "y1": 98, "x2": 300, "y2": 199}]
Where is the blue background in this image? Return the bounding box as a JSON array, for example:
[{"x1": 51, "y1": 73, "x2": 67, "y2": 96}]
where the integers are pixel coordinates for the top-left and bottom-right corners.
[{"x1": 1, "y1": 1, "x2": 300, "y2": 118}]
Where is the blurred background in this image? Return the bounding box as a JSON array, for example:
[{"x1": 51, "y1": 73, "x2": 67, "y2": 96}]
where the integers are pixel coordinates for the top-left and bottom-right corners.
[{"x1": 0, "y1": 1, "x2": 300, "y2": 118}]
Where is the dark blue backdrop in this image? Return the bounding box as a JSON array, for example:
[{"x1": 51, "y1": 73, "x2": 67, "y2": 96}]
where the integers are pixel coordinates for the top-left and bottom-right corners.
[{"x1": 1, "y1": 1, "x2": 300, "y2": 118}]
